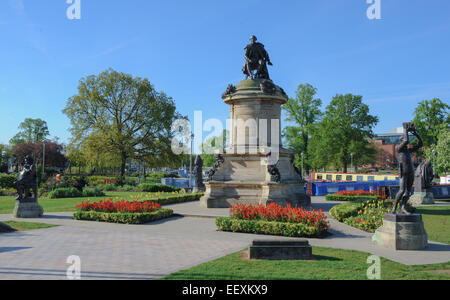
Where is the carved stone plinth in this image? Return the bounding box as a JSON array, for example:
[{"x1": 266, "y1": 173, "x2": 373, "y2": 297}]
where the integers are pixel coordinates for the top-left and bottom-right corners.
[
  {"x1": 409, "y1": 189, "x2": 435, "y2": 206},
  {"x1": 248, "y1": 239, "x2": 312, "y2": 260},
  {"x1": 372, "y1": 214, "x2": 428, "y2": 250},
  {"x1": 14, "y1": 198, "x2": 44, "y2": 218},
  {"x1": 200, "y1": 79, "x2": 310, "y2": 208}
]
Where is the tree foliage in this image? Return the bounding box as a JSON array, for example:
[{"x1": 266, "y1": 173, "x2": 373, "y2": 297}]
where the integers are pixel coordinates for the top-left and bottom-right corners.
[
  {"x1": 308, "y1": 94, "x2": 378, "y2": 172},
  {"x1": 10, "y1": 118, "x2": 50, "y2": 146},
  {"x1": 283, "y1": 83, "x2": 322, "y2": 174},
  {"x1": 425, "y1": 129, "x2": 450, "y2": 176},
  {"x1": 63, "y1": 69, "x2": 182, "y2": 180},
  {"x1": 413, "y1": 98, "x2": 450, "y2": 147},
  {"x1": 11, "y1": 140, "x2": 67, "y2": 169}
]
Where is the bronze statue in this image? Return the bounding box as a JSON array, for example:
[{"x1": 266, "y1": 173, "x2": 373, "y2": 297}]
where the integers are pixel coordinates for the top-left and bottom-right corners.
[
  {"x1": 391, "y1": 123, "x2": 423, "y2": 215},
  {"x1": 242, "y1": 36, "x2": 273, "y2": 80},
  {"x1": 414, "y1": 161, "x2": 434, "y2": 193},
  {"x1": 14, "y1": 155, "x2": 38, "y2": 201},
  {"x1": 193, "y1": 155, "x2": 205, "y2": 192}
]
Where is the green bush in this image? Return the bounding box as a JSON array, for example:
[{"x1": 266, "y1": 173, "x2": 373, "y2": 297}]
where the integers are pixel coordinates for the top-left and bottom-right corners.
[
  {"x1": 325, "y1": 194, "x2": 380, "y2": 202},
  {"x1": 48, "y1": 187, "x2": 83, "y2": 199},
  {"x1": 151, "y1": 192, "x2": 204, "y2": 205},
  {"x1": 0, "y1": 188, "x2": 16, "y2": 196},
  {"x1": 0, "y1": 175, "x2": 16, "y2": 189},
  {"x1": 82, "y1": 188, "x2": 105, "y2": 197},
  {"x1": 329, "y1": 202, "x2": 364, "y2": 222},
  {"x1": 98, "y1": 183, "x2": 118, "y2": 192},
  {"x1": 139, "y1": 183, "x2": 181, "y2": 193},
  {"x1": 216, "y1": 217, "x2": 327, "y2": 238},
  {"x1": 73, "y1": 208, "x2": 173, "y2": 224}
]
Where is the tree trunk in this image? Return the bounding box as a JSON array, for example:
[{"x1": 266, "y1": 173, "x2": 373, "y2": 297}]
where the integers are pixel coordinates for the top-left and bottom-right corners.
[{"x1": 119, "y1": 151, "x2": 127, "y2": 185}]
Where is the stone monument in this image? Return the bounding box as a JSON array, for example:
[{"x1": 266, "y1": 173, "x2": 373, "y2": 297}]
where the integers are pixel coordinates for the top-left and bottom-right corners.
[
  {"x1": 373, "y1": 123, "x2": 428, "y2": 250},
  {"x1": 13, "y1": 156, "x2": 44, "y2": 218},
  {"x1": 200, "y1": 36, "x2": 311, "y2": 208},
  {"x1": 409, "y1": 161, "x2": 435, "y2": 206}
]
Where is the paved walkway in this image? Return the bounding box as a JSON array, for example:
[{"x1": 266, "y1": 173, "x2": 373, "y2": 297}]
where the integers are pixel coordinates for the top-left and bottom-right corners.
[{"x1": 0, "y1": 197, "x2": 449, "y2": 280}]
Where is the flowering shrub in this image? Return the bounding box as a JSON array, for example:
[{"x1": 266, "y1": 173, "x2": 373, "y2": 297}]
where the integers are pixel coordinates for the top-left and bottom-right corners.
[
  {"x1": 216, "y1": 203, "x2": 329, "y2": 237},
  {"x1": 76, "y1": 198, "x2": 161, "y2": 213},
  {"x1": 336, "y1": 190, "x2": 376, "y2": 196},
  {"x1": 343, "y1": 199, "x2": 390, "y2": 232}
]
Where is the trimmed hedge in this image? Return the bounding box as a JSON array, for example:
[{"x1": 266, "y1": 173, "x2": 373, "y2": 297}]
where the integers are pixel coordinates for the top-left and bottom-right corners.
[
  {"x1": 139, "y1": 183, "x2": 181, "y2": 193},
  {"x1": 325, "y1": 194, "x2": 380, "y2": 202},
  {"x1": 48, "y1": 187, "x2": 82, "y2": 199},
  {"x1": 216, "y1": 217, "x2": 327, "y2": 238},
  {"x1": 329, "y1": 202, "x2": 364, "y2": 222},
  {"x1": 0, "y1": 175, "x2": 16, "y2": 189},
  {"x1": 73, "y1": 208, "x2": 173, "y2": 224},
  {"x1": 82, "y1": 187, "x2": 105, "y2": 197},
  {"x1": 152, "y1": 192, "x2": 204, "y2": 205}
]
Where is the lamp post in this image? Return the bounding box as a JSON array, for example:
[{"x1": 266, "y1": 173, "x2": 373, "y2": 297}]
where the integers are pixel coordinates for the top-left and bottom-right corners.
[
  {"x1": 301, "y1": 152, "x2": 304, "y2": 178},
  {"x1": 351, "y1": 153, "x2": 354, "y2": 172},
  {"x1": 189, "y1": 133, "x2": 194, "y2": 189},
  {"x1": 42, "y1": 140, "x2": 47, "y2": 177}
]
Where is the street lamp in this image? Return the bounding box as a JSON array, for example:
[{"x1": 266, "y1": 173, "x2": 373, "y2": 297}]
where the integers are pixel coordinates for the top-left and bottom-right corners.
[
  {"x1": 42, "y1": 139, "x2": 47, "y2": 176},
  {"x1": 189, "y1": 133, "x2": 194, "y2": 189},
  {"x1": 351, "y1": 153, "x2": 354, "y2": 172}
]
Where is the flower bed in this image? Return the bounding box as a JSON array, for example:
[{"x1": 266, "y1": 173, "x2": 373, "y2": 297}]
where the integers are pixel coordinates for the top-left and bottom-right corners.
[
  {"x1": 216, "y1": 203, "x2": 329, "y2": 237},
  {"x1": 326, "y1": 190, "x2": 380, "y2": 202},
  {"x1": 330, "y1": 199, "x2": 392, "y2": 232},
  {"x1": 73, "y1": 199, "x2": 173, "y2": 224}
]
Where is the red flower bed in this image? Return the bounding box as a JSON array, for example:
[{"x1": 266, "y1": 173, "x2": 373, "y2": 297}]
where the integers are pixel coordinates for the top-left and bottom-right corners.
[
  {"x1": 336, "y1": 190, "x2": 376, "y2": 196},
  {"x1": 230, "y1": 203, "x2": 329, "y2": 231},
  {"x1": 76, "y1": 198, "x2": 161, "y2": 213}
]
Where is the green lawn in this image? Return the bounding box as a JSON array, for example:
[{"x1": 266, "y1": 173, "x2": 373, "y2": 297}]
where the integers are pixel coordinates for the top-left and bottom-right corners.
[
  {"x1": 416, "y1": 206, "x2": 450, "y2": 245},
  {"x1": 0, "y1": 192, "x2": 176, "y2": 214},
  {"x1": 163, "y1": 247, "x2": 450, "y2": 280},
  {"x1": 1, "y1": 221, "x2": 58, "y2": 232}
]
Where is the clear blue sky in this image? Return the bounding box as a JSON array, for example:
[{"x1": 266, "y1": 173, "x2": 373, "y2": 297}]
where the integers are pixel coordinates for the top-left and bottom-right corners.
[{"x1": 1, "y1": 0, "x2": 450, "y2": 147}]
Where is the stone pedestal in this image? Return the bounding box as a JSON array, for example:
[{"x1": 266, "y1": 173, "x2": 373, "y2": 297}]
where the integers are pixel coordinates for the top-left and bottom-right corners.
[
  {"x1": 409, "y1": 189, "x2": 435, "y2": 206},
  {"x1": 372, "y1": 214, "x2": 428, "y2": 250},
  {"x1": 200, "y1": 79, "x2": 311, "y2": 208},
  {"x1": 13, "y1": 198, "x2": 44, "y2": 218},
  {"x1": 248, "y1": 239, "x2": 312, "y2": 260}
]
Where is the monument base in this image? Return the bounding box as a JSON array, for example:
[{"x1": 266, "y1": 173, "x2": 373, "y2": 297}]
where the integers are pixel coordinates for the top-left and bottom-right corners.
[
  {"x1": 372, "y1": 214, "x2": 428, "y2": 250},
  {"x1": 199, "y1": 153, "x2": 311, "y2": 208},
  {"x1": 409, "y1": 190, "x2": 435, "y2": 206},
  {"x1": 14, "y1": 198, "x2": 44, "y2": 218},
  {"x1": 248, "y1": 239, "x2": 312, "y2": 260}
]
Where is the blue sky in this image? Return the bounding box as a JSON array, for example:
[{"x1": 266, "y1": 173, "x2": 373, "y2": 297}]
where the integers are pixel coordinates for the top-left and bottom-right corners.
[{"x1": 1, "y1": 0, "x2": 450, "y2": 149}]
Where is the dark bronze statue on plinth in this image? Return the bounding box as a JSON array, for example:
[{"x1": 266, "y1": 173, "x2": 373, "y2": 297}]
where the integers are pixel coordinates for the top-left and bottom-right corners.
[
  {"x1": 193, "y1": 155, "x2": 205, "y2": 192},
  {"x1": 391, "y1": 122, "x2": 423, "y2": 215},
  {"x1": 13, "y1": 155, "x2": 43, "y2": 218},
  {"x1": 242, "y1": 35, "x2": 273, "y2": 80}
]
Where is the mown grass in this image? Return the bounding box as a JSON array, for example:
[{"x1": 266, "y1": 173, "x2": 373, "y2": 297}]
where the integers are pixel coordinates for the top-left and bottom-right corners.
[
  {"x1": 0, "y1": 191, "x2": 184, "y2": 214},
  {"x1": 163, "y1": 247, "x2": 450, "y2": 280},
  {"x1": 416, "y1": 206, "x2": 450, "y2": 245},
  {"x1": 1, "y1": 221, "x2": 58, "y2": 232}
]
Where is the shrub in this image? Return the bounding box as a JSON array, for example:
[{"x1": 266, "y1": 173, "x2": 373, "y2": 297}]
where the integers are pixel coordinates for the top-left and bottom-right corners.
[
  {"x1": 325, "y1": 194, "x2": 380, "y2": 202},
  {"x1": 216, "y1": 218, "x2": 327, "y2": 238},
  {"x1": 99, "y1": 183, "x2": 118, "y2": 192},
  {"x1": 139, "y1": 183, "x2": 181, "y2": 193},
  {"x1": 329, "y1": 201, "x2": 364, "y2": 222},
  {"x1": 151, "y1": 192, "x2": 204, "y2": 205},
  {"x1": 0, "y1": 175, "x2": 16, "y2": 189},
  {"x1": 82, "y1": 188, "x2": 105, "y2": 198},
  {"x1": 0, "y1": 188, "x2": 16, "y2": 196},
  {"x1": 48, "y1": 187, "x2": 82, "y2": 199},
  {"x1": 73, "y1": 209, "x2": 173, "y2": 224}
]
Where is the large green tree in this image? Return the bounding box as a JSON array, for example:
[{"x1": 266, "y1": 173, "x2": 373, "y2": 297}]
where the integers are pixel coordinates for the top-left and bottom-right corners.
[
  {"x1": 309, "y1": 94, "x2": 379, "y2": 173},
  {"x1": 10, "y1": 118, "x2": 50, "y2": 146},
  {"x1": 283, "y1": 83, "x2": 322, "y2": 174},
  {"x1": 413, "y1": 98, "x2": 450, "y2": 147},
  {"x1": 425, "y1": 129, "x2": 450, "y2": 176},
  {"x1": 63, "y1": 69, "x2": 181, "y2": 181},
  {"x1": 200, "y1": 130, "x2": 228, "y2": 167}
]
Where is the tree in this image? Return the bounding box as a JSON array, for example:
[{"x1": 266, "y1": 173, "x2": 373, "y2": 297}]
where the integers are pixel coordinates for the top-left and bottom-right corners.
[
  {"x1": 413, "y1": 98, "x2": 450, "y2": 147},
  {"x1": 63, "y1": 69, "x2": 182, "y2": 182},
  {"x1": 0, "y1": 144, "x2": 12, "y2": 173},
  {"x1": 309, "y1": 94, "x2": 379, "y2": 173},
  {"x1": 9, "y1": 118, "x2": 50, "y2": 146},
  {"x1": 283, "y1": 83, "x2": 322, "y2": 174},
  {"x1": 11, "y1": 140, "x2": 67, "y2": 170},
  {"x1": 425, "y1": 129, "x2": 450, "y2": 176}
]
